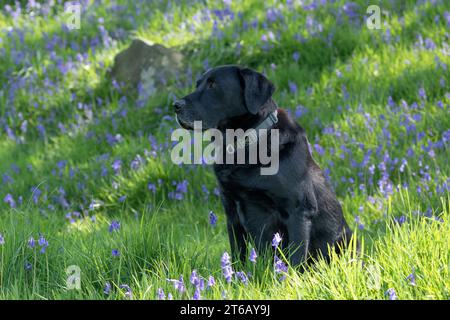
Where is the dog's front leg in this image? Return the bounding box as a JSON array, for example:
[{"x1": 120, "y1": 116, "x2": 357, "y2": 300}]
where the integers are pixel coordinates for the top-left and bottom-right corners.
[
  {"x1": 221, "y1": 193, "x2": 248, "y2": 263},
  {"x1": 287, "y1": 213, "x2": 313, "y2": 267},
  {"x1": 226, "y1": 219, "x2": 248, "y2": 263}
]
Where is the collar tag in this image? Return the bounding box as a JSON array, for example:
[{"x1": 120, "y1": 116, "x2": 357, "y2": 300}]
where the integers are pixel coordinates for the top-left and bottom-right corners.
[{"x1": 226, "y1": 110, "x2": 278, "y2": 154}]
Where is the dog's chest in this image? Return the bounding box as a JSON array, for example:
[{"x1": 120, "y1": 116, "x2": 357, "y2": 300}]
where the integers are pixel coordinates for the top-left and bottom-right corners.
[
  {"x1": 215, "y1": 166, "x2": 301, "y2": 226},
  {"x1": 215, "y1": 165, "x2": 298, "y2": 198}
]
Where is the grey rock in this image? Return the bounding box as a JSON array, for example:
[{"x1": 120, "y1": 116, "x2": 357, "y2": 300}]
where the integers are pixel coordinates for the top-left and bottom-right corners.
[{"x1": 110, "y1": 39, "x2": 183, "y2": 97}]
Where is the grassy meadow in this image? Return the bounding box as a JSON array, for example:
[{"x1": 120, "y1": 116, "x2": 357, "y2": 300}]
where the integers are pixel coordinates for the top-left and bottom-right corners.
[{"x1": 0, "y1": 0, "x2": 449, "y2": 299}]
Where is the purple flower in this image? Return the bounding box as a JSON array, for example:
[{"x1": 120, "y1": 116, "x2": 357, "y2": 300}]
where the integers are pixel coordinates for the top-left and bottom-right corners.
[
  {"x1": 169, "y1": 180, "x2": 189, "y2": 200},
  {"x1": 130, "y1": 155, "x2": 143, "y2": 170},
  {"x1": 0, "y1": 233, "x2": 4, "y2": 245},
  {"x1": 38, "y1": 235, "x2": 49, "y2": 254},
  {"x1": 295, "y1": 105, "x2": 308, "y2": 118},
  {"x1": 37, "y1": 124, "x2": 46, "y2": 138},
  {"x1": 109, "y1": 220, "x2": 121, "y2": 233},
  {"x1": 168, "y1": 191, "x2": 184, "y2": 201},
  {"x1": 274, "y1": 256, "x2": 288, "y2": 281},
  {"x1": 104, "y1": 282, "x2": 111, "y2": 295},
  {"x1": 112, "y1": 159, "x2": 122, "y2": 174},
  {"x1": 266, "y1": 8, "x2": 283, "y2": 24},
  {"x1": 120, "y1": 284, "x2": 132, "y2": 299},
  {"x1": 24, "y1": 261, "x2": 32, "y2": 271},
  {"x1": 418, "y1": 87, "x2": 426, "y2": 100},
  {"x1": 424, "y1": 38, "x2": 436, "y2": 50},
  {"x1": 288, "y1": 81, "x2": 298, "y2": 95},
  {"x1": 249, "y1": 248, "x2": 257, "y2": 263},
  {"x1": 201, "y1": 185, "x2": 210, "y2": 199},
  {"x1": 89, "y1": 200, "x2": 103, "y2": 211},
  {"x1": 190, "y1": 270, "x2": 201, "y2": 287},
  {"x1": 209, "y1": 211, "x2": 217, "y2": 226},
  {"x1": 207, "y1": 275, "x2": 215, "y2": 288},
  {"x1": 394, "y1": 215, "x2": 406, "y2": 225},
  {"x1": 32, "y1": 187, "x2": 42, "y2": 205},
  {"x1": 4, "y1": 194, "x2": 16, "y2": 208},
  {"x1": 28, "y1": 237, "x2": 35, "y2": 249},
  {"x1": 235, "y1": 271, "x2": 249, "y2": 285},
  {"x1": 343, "y1": 2, "x2": 359, "y2": 18},
  {"x1": 385, "y1": 288, "x2": 397, "y2": 300},
  {"x1": 168, "y1": 275, "x2": 186, "y2": 293},
  {"x1": 292, "y1": 51, "x2": 300, "y2": 62},
  {"x1": 193, "y1": 288, "x2": 201, "y2": 300},
  {"x1": 314, "y1": 144, "x2": 325, "y2": 156},
  {"x1": 157, "y1": 288, "x2": 165, "y2": 300},
  {"x1": 407, "y1": 273, "x2": 416, "y2": 286},
  {"x1": 354, "y1": 216, "x2": 364, "y2": 230},
  {"x1": 112, "y1": 249, "x2": 120, "y2": 257},
  {"x1": 148, "y1": 183, "x2": 157, "y2": 193},
  {"x1": 176, "y1": 180, "x2": 188, "y2": 193},
  {"x1": 272, "y1": 232, "x2": 282, "y2": 248},
  {"x1": 221, "y1": 252, "x2": 234, "y2": 283}
]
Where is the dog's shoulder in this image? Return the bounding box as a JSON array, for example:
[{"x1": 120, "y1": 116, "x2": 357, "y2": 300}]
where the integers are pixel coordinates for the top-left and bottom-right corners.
[{"x1": 275, "y1": 108, "x2": 307, "y2": 144}]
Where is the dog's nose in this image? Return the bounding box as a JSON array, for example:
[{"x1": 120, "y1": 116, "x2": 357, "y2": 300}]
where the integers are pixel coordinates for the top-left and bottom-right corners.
[{"x1": 173, "y1": 99, "x2": 186, "y2": 112}]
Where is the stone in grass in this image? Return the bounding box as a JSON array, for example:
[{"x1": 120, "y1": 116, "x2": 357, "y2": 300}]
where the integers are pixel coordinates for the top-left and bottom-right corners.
[{"x1": 110, "y1": 39, "x2": 184, "y2": 98}]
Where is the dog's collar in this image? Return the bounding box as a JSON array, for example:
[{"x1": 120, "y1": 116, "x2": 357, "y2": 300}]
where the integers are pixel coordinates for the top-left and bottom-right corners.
[{"x1": 226, "y1": 110, "x2": 278, "y2": 154}]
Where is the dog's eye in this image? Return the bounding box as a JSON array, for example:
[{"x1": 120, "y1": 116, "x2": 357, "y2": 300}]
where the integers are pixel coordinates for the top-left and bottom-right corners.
[{"x1": 206, "y1": 79, "x2": 216, "y2": 89}]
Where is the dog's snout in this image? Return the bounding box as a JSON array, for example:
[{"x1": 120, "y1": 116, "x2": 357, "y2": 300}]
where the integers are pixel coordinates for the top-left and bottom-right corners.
[{"x1": 173, "y1": 99, "x2": 186, "y2": 112}]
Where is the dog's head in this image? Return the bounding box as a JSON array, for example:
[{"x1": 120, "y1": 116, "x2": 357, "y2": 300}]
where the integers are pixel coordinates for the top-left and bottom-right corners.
[{"x1": 174, "y1": 65, "x2": 275, "y2": 129}]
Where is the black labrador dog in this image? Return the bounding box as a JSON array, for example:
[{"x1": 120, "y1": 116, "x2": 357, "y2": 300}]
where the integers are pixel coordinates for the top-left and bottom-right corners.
[{"x1": 174, "y1": 65, "x2": 354, "y2": 267}]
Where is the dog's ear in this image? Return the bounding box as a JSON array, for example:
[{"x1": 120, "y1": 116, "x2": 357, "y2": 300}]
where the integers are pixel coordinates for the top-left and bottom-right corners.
[{"x1": 239, "y1": 68, "x2": 275, "y2": 114}]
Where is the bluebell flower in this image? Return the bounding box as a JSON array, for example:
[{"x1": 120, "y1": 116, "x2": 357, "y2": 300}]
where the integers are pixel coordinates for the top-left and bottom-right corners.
[
  {"x1": 272, "y1": 232, "x2": 282, "y2": 248},
  {"x1": 394, "y1": 216, "x2": 406, "y2": 225},
  {"x1": 314, "y1": 144, "x2": 325, "y2": 156},
  {"x1": 176, "y1": 180, "x2": 188, "y2": 193},
  {"x1": 0, "y1": 233, "x2": 4, "y2": 245},
  {"x1": 385, "y1": 288, "x2": 397, "y2": 300},
  {"x1": 354, "y1": 216, "x2": 364, "y2": 230},
  {"x1": 407, "y1": 273, "x2": 416, "y2": 286},
  {"x1": 109, "y1": 220, "x2": 121, "y2": 233},
  {"x1": 4, "y1": 194, "x2": 16, "y2": 208},
  {"x1": 295, "y1": 105, "x2": 308, "y2": 118},
  {"x1": 168, "y1": 275, "x2": 186, "y2": 293},
  {"x1": 112, "y1": 249, "x2": 120, "y2": 257},
  {"x1": 288, "y1": 81, "x2": 298, "y2": 95},
  {"x1": 209, "y1": 211, "x2": 217, "y2": 226},
  {"x1": 207, "y1": 275, "x2": 215, "y2": 288},
  {"x1": 28, "y1": 237, "x2": 35, "y2": 249},
  {"x1": 236, "y1": 271, "x2": 249, "y2": 285},
  {"x1": 249, "y1": 248, "x2": 257, "y2": 263},
  {"x1": 38, "y1": 235, "x2": 49, "y2": 254},
  {"x1": 274, "y1": 256, "x2": 288, "y2": 281},
  {"x1": 190, "y1": 270, "x2": 200, "y2": 286},
  {"x1": 120, "y1": 284, "x2": 132, "y2": 299},
  {"x1": 104, "y1": 282, "x2": 111, "y2": 295},
  {"x1": 112, "y1": 159, "x2": 122, "y2": 174},
  {"x1": 157, "y1": 288, "x2": 165, "y2": 300},
  {"x1": 418, "y1": 87, "x2": 426, "y2": 100},
  {"x1": 221, "y1": 252, "x2": 234, "y2": 283},
  {"x1": 148, "y1": 183, "x2": 157, "y2": 193}
]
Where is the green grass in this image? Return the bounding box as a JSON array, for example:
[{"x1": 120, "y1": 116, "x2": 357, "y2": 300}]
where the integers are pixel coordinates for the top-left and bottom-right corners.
[{"x1": 0, "y1": 0, "x2": 449, "y2": 299}]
